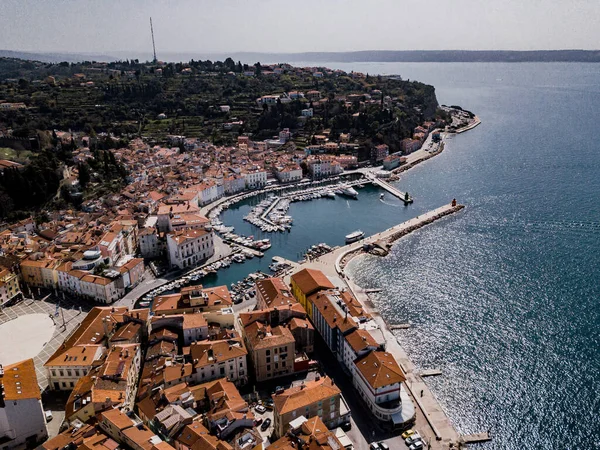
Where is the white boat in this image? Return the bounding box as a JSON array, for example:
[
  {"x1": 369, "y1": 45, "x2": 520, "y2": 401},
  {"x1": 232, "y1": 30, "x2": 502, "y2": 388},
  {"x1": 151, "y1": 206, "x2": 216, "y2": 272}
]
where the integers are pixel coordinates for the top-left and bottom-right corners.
[
  {"x1": 325, "y1": 190, "x2": 336, "y2": 199},
  {"x1": 340, "y1": 185, "x2": 358, "y2": 198},
  {"x1": 345, "y1": 230, "x2": 365, "y2": 243}
]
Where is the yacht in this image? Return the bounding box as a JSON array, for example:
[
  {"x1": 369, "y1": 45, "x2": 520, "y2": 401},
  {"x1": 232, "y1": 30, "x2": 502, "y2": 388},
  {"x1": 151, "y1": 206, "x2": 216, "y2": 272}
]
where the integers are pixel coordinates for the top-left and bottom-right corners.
[
  {"x1": 339, "y1": 185, "x2": 358, "y2": 199},
  {"x1": 345, "y1": 230, "x2": 365, "y2": 243}
]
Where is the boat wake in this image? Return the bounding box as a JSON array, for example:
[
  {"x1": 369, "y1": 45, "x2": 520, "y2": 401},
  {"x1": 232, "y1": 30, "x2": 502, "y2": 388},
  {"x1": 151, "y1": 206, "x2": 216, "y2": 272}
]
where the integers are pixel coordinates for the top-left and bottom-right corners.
[{"x1": 380, "y1": 199, "x2": 401, "y2": 207}]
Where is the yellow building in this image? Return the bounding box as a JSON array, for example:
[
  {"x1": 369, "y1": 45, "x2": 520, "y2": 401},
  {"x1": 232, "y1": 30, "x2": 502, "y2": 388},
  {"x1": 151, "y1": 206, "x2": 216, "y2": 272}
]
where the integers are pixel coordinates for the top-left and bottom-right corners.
[
  {"x1": 0, "y1": 268, "x2": 21, "y2": 306},
  {"x1": 290, "y1": 269, "x2": 334, "y2": 320},
  {"x1": 20, "y1": 257, "x2": 59, "y2": 289}
]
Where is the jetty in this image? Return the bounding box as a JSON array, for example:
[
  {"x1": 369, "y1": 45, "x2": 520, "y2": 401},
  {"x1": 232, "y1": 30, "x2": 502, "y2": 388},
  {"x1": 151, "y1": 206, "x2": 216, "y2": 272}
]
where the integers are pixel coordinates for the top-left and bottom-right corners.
[
  {"x1": 390, "y1": 323, "x2": 412, "y2": 330},
  {"x1": 461, "y1": 432, "x2": 491, "y2": 444},
  {"x1": 420, "y1": 369, "x2": 443, "y2": 377},
  {"x1": 365, "y1": 172, "x2": 413, "y2": 204}
]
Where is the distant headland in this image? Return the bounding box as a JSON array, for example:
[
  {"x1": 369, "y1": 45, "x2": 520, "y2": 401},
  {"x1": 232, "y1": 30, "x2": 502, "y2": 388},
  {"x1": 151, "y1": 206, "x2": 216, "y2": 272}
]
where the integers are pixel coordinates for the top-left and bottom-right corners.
[{"x1": 2, "y1": 49, "x2": 600, "y2": 64}]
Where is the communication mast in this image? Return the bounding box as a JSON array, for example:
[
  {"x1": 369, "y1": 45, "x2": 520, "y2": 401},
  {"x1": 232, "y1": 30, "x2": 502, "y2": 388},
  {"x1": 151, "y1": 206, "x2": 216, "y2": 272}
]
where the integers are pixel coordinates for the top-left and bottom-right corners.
[{"x1": 150, "y1": 17, "x2": 158, "y2": 63}]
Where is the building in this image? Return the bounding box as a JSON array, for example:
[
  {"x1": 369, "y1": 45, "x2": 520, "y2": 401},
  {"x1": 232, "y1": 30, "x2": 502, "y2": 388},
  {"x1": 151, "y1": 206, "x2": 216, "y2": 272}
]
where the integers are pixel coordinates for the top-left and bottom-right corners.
[
  {"x1": 243, "y1": 321, "x2": 295, "y2": 382},
  {"x1": 99, "y1": 408, "x2": 173, "y2": 450},
  {"x1": 66, "y1": 344, "x2": 142, "y2": 424},
  {"x1": 0, "y1": 267, "x2": 21, "y2": 308},
  {"x1": 274, "y1": 165, "x2": 303, "y2": 184},
  {"x1": 353, "y1": 350, "x2": 406, "y2": 425},
  {"x1": 222, "y1": 175, "x2": 246, "y2": 195},
  {"x1": 290, "y1": 269, "x2": 335, "y2": 317},
  {"x1": 342, "y1": 329, "x2": 379, "y2": 375},
  {"x1": 242, "y1": 168, "x2": 267, "y2": 189},
  {"x1": 382, "y1": 154, "x2": 406, "y2": 171},
  {"x1": 45, "y1": 306, "x2": 147, "y2": 391},
  {"x1": 255, "y1": 277, "x2": 295, "y2": 309},
  {"x1": 0, "y1": 359, "x2": 47, "y2": 448},
  {"x1": 166, "y1": 228, "x2": 215, "y2": 270},
  {"x1": 272, "y1": 376, "x2": 349, "y2": 438},
  {"x1": 371, "y1": 144, "x2": 389, "y2": 163},
  {"x1": 152, "y1": 285, "x2": 233, "y2": 315},
  {"x1": 269, "y1": 416, "x2": 344, "y2": 450},
  {"x1": 139, "y1": 228, "x2": 162, "y2": 259},
  {"x1": 189, "y1": 338, "x2": 248, "y2": 386}
]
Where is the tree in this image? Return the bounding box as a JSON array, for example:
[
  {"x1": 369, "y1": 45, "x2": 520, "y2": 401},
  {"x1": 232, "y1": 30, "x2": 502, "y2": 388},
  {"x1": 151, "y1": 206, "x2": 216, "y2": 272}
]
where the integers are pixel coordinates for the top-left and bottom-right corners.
[{"x1": 78, "y1": 163, "x2": 90, "y2": 188}]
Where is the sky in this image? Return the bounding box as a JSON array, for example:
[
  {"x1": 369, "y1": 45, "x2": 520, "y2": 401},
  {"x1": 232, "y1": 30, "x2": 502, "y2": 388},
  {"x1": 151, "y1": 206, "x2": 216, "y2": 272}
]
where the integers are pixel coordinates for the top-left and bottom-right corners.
[{"x1": 1, "y1": 0, "x2": 599, "y2": 55}]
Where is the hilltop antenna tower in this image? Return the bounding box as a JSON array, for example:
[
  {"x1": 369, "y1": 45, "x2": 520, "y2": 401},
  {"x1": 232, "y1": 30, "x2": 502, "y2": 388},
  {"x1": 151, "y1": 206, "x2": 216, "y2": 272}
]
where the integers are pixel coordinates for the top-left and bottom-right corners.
[{"x1": 150, "y1": 17, "x2": 158, "y2": 63}]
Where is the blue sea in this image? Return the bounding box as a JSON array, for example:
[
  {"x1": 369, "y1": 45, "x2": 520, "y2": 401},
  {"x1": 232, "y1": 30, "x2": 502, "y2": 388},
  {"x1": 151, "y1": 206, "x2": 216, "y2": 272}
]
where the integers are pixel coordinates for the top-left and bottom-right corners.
[{"x1": 208, "y1": 62, "x2": 600, "y2": 448}]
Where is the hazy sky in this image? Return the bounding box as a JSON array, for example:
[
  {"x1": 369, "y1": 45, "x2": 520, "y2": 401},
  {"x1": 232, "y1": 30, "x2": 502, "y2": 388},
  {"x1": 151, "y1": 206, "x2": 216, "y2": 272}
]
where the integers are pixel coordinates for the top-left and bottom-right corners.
[{"x1": 1, "y1": 0, "x2": 599, "y2": 55}]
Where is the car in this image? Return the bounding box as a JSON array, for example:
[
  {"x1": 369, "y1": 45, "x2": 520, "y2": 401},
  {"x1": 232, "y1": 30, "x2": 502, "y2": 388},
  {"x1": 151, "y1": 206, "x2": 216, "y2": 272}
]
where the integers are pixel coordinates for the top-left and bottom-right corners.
[
  {"x1": 401, "y1": 430, "x2": 415, "y2": 440},
  {"x1": 369, "y1": 443, "x2": 381, "y2": 450},
  {"x1": 260, "y1": 418, "x2": 271, "y2": 431},
  {"x1": 378, "y1": 443, "x2": 389, "y2": 450},
  {"x1": 44, "y1": 410, "x2": 53, "y2": 422},
  {"x1": 341, "y1": 421, "x2": 352, "y2": 431},
  {"x1": 274, "y1": 386, "x2": 284, "y2": 394},
  {"x1": 254, "y1": 418, "x2": 263, "y2": 426},
  {"x1": 405, "y1": 432, "x2": 421, "y2": 445},
  {"x1": 409, "y1": 441, "x2": 424, "y2": 450},
  {"x1": 255, "y1": 405, "x2": 266, "y2": 414}
]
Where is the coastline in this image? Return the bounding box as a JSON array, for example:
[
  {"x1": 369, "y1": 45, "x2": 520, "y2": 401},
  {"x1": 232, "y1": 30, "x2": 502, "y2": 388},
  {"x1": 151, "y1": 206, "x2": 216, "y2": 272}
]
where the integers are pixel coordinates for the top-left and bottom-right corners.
[{"x1": 285, "y1": 203, "x2": 466, "y2": 449}]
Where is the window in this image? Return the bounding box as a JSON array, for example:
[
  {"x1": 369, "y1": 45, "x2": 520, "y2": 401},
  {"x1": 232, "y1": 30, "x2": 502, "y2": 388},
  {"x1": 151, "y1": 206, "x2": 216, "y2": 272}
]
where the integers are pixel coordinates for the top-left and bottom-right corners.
[
  {"x1": 67, "y1": 370, "x2": 72, "y2": 377},
  {"x1": 62, "y1": 382, "x2": 67, "y2": 388},
  {"x1": 282, "y1": 361, "x2": 286, "y2": 368},
  {"x1": 267, "y1": 365, "x2": 271, "y2": 371},
  {"x1": 266, "y1": 357, "x2": 271, "y2": 363},
  {"x1": 59, "y1": 370, "x2": 64, "y2": 377},
  {"x1": 51, "y1": 370, "x2": 57, "y2": 377}
]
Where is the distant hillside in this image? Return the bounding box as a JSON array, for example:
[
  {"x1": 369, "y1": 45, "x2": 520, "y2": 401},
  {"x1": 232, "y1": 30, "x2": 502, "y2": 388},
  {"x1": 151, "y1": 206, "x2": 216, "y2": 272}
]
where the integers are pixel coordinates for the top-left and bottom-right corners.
[
  {"x1": 223, "y1": 50, "x2": 600, "y2": 64},
  {"x1": 3, "y1": 49, "x2": 600, "y2": 64},
  {"x1": 0, "y1": 50, "x2": 118, "y2": 63}
]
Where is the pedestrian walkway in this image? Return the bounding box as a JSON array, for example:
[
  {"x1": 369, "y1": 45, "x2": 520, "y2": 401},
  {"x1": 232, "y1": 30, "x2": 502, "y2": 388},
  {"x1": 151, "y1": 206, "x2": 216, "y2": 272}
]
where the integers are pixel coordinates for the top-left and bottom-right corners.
[{"x1": 283, "y1": 203, "x2": 466, "y2": 449}]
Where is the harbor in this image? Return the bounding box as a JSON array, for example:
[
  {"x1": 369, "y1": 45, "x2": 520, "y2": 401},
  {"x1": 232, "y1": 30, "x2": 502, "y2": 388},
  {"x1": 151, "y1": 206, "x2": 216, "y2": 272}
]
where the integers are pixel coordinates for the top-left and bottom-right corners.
[{"x1": 281, "y1": 202, "x2": 470, "y2": 449}]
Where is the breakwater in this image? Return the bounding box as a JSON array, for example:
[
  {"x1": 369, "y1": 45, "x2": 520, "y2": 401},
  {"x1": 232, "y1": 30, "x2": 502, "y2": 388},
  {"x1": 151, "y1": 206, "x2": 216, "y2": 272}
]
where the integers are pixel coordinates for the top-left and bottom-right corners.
[{"x1": 337, "y1": 203, "x2": 465, "y2": 271}]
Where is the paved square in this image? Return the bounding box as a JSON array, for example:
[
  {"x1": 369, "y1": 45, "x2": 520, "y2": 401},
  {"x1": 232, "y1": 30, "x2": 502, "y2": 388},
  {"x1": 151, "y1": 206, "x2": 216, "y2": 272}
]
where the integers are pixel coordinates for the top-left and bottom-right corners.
[
  {"x1": 0, "y1": 296, "x2": 96, "y2": 390},
  {"x1": 0, "y1": 314, "x2": 56, "y2": 365}
]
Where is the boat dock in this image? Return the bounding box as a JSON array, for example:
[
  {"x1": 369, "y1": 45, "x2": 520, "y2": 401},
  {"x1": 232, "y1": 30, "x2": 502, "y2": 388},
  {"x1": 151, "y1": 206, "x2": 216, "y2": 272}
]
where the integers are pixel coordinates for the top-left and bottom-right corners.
[
  {"x1": 365, "y1": 173, "x2": 413, "y2": 204},
  {"x1": 461, "y1": 432, "x2": 491, "y2": 444},
  {"x1": 420, "y1": 369, "x2": 443, "y2": 377},
  {"x1": 390, "y1": 323, "x2": 412, "y2": 330}
]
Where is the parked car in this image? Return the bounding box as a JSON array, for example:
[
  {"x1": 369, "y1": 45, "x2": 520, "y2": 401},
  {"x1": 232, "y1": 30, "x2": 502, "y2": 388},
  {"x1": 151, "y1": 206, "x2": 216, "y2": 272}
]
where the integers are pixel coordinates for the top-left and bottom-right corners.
[
  {"x1": 409, "y1": 441, "x2": 424, "y2": 450},
  {"x1": 341, "y1": 421, "x2": 352, "y2": 431},
  {"x1": 378, "y1": 443, "x2": 389, "y2": 450},
  {"x1": 254, "y1": 418, "x2": 263, "y2": 426},
  {"x1": 405, "y1": 433, "x2": 421, "y2": 445},
  {"x1": 275, "y1": 386, "x2": 285, "y2": 394},
  {"x1": 261, "y1": 418, "x2": 271, "y2": 431},
  {"x1": 44, "y1": 410, "x2": 53, "y2": 422},
  {"x1": 401, "y1": 430, "x2": 415, "y2": 440},
  {"x1": 369, "y1": 443, "x2": 381, "y2": 450},
  {"x1": 255, "y1": 405, "x2": 266, "y2": 414}
]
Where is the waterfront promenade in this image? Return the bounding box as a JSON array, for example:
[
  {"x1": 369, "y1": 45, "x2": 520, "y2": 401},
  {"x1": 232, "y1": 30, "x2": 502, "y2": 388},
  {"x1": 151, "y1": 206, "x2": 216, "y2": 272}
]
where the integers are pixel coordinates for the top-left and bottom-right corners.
[{"x1": 284, "y1": 203, "x2": 466, "y2": 450}]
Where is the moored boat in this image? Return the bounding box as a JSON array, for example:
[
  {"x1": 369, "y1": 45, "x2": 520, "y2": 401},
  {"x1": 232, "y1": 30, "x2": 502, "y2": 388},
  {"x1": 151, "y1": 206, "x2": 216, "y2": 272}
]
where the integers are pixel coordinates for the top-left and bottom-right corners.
[{"x1": 345, "y1": 230, "x2": 365, "y2": 243}]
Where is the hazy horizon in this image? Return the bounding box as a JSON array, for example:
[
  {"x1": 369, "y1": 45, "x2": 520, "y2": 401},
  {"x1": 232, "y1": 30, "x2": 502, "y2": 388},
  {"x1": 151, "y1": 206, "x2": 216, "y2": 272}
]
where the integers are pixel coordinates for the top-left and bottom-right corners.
[{"x1": 1, "y1": 0, "x2": 600, "y2": 55}]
